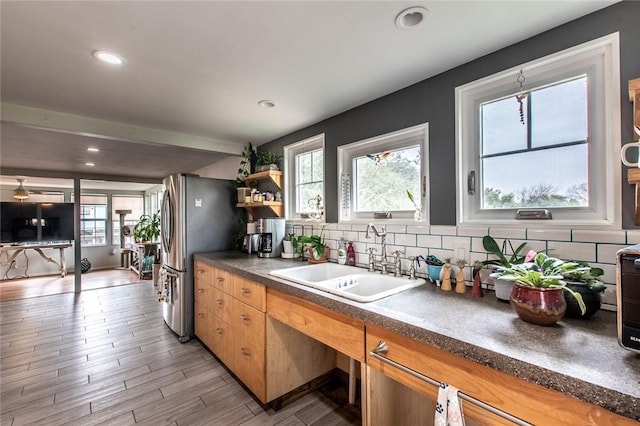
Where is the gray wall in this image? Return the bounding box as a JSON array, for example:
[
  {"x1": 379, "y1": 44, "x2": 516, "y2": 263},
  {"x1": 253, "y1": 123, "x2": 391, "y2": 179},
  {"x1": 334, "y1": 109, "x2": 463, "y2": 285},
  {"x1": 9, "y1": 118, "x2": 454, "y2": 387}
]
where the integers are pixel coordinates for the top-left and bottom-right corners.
[{"x1": 260, "y1": 1, "x2": 640, "y2": 227}]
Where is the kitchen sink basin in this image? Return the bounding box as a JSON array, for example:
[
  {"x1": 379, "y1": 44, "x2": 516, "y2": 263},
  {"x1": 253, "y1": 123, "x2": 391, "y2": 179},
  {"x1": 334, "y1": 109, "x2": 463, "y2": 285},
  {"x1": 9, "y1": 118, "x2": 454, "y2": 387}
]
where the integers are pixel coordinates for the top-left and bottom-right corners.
[{"x1": 269, "y1": 263, "x2": 426, "y2": 302}]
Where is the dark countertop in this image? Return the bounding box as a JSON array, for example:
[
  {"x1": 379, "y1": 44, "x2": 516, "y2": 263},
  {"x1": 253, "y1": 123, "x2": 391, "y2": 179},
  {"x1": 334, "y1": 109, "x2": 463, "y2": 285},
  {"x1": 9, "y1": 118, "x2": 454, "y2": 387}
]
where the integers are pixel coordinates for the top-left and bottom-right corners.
[{"x1": 195, "y1": 252, "x2": 640, "y2": 421}]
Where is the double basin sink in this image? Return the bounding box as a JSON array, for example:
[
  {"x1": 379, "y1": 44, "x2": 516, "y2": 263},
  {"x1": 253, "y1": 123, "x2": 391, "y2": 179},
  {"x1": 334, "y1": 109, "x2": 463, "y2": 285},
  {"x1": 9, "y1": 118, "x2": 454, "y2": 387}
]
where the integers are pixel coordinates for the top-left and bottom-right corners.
[{"x1": 269, "y1": 263, "x2": 426, "y2": 302}]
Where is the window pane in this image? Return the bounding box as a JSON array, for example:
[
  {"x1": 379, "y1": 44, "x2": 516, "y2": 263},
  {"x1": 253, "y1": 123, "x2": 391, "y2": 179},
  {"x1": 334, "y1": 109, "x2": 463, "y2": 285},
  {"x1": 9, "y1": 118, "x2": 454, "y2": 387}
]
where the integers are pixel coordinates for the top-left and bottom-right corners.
[
  {"x1": 112, "y1": 195, "x2": 144, "y2": 245},
  {"x1": 297, "y1": 182, "x2": 323, "y2": 213},
  {"x1": 312, "y1": 150, "x2": 324, "y2": 182},
  {"x1": 297, "y1": 153, "x2": 312, "y2": 184},
  {"x1": 531, "y1": 77, "x2": 587, "y2": 147},
  {"x1": 481, "y1": 144, "x2": 588, "y2": 209},
  {"x1": 481, "y1": 97, "x2": 527, "y2": 156},
  {"x1": 354, "y1": 146, "x2": 421, "y2": 212}
]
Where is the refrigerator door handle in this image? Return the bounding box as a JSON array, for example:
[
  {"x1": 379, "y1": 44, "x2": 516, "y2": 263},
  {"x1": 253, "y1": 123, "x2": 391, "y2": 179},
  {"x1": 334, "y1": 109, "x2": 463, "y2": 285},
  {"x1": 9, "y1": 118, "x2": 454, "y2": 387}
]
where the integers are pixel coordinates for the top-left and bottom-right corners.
[{"x1": 161, "y1": 189, "x2": 173, "y2": 255}]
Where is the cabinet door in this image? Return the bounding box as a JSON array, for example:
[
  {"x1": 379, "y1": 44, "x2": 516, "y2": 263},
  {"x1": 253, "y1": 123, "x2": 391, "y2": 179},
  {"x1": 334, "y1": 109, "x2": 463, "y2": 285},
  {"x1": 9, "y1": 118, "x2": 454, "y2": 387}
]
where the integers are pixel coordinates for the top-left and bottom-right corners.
[
  {"x1": 233, "y1": 298, "x2": 266, "y2": 401},
  {"x1": 207, "y1": 313, "x2": 233, "y2": 370},
  {"x1": 194, "y1": 276, "x2": 210, "y2": 306},
  {"x1": 194, "y1": 300, "x2": 207, "y2": 343},
  {"x1": 234, "y1": 277, "x2": 266, "y2": 312},
  {"x1": 210, "y1": 287, "x2": 233, "y2": 324}
]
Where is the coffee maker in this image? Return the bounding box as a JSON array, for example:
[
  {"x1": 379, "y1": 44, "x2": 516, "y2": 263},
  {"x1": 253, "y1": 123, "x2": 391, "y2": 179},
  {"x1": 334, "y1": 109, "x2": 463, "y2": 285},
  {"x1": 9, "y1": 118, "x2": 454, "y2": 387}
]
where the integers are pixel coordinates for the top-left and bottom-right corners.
[{"x1": 257, "y1": 218, "x2": 285, "y2": 258}]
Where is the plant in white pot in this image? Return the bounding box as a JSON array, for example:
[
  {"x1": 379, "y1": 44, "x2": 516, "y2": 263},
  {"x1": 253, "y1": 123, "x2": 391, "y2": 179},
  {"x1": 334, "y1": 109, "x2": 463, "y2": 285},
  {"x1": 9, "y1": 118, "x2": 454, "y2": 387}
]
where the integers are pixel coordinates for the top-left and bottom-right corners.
[
  {"x1": 481, "y1": 235, "x2": 527, "y2": 301},
  {"x1": 255, "y1": 151, "x2": 282, "y2": 172}
]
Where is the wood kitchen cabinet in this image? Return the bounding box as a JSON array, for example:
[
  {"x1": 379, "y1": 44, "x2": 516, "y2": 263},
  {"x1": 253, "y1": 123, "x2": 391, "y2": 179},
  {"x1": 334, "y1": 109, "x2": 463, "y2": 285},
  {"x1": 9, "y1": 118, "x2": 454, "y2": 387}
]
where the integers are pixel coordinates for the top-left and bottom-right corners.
[
  {"x1": 193, "y1": 263, "x2": 335, "y2": 404},
  {"x1": 365, "y1": 324, "x2": 637, "y2": 426}
]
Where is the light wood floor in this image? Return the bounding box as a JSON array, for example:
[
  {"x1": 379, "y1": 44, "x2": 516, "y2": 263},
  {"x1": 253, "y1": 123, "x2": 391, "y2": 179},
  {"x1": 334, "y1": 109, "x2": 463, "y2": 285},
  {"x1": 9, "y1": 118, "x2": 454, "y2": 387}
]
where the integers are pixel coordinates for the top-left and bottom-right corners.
[
  {"x1": 0, "y1": 281, "x2": 360, "y2": 426},
  {"x1": 0, "y1": 269, "x2": 140, "y2": 302}
]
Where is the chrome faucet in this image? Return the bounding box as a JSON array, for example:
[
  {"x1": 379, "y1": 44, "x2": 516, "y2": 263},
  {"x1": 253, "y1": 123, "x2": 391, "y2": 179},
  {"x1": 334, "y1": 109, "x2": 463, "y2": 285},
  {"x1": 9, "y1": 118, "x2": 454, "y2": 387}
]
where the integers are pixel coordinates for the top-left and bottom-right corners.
[{"x1": 365, "y1": 223, "x2": 390, "y2": 272}]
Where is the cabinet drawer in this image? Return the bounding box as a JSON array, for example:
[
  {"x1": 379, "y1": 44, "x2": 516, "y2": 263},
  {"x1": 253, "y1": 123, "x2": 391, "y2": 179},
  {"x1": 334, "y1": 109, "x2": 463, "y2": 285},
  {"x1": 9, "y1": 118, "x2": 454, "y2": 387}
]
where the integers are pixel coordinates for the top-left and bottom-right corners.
[
  {"x1": 194, "y1": 260, "x2": 212, "y2": 285},
  {"x1": 233, "y1": 298, "x2": 266, "y2": 348},
  {"x1": 194, "y1": 278, "x2": 210, "y2": 305},
  {"x1": 267, "y1": 289, "x2": 364, "y2": 361},
  {"x1": 212, "y1": 267, "x2": 234, "y2": 294},
  {"x1": 210, "y1": 287, "x2": 233, "y2": 324},
  {"x1": 194, "y1": 300, "x2": 207, "y2": 342},
  {"x1": 234, "y1": 277, "x2": 265, "y2": 312},
  {"x1": 366, "y1": 324, "x2": 634, "y2": 425},
  {"x1": 207, "y1": 314, "x2": 233, "y2": 370}
]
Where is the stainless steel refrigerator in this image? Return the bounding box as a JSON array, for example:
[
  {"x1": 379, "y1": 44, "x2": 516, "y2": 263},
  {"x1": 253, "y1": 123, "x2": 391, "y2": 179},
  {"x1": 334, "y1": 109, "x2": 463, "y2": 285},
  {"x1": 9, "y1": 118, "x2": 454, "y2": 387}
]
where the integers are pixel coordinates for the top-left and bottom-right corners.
[{"x1": 159, "y1": 173, "x2": 236, "y2": 342}]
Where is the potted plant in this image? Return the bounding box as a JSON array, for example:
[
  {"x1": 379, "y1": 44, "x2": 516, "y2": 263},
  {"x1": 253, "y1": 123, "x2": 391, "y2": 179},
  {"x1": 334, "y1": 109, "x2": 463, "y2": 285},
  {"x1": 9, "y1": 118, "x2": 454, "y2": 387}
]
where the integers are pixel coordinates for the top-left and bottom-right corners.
[
  {"x1": 282, "y1": 232, "x2": 300, "y2": 258},
  {"x1": 560, "y1": 261, "x2": 606, "y2": 319},
  {"x1": 495, "y1": 252, "x2": 587, "y2": 326},
  {"x1": 418, "y1": 254, "x2": 444, "y2": 285},
  {"x1": 132, "y1": 211, "x2": 160, "y2": 245},
  {"x1": 297, "y1": 232, "x2": 329, "y2": 263},
  {"x1": 481, "y1": 235, "x2": 527, "y2": 301},
  {"x1": 255, "y1": 151, "x2": 282, "y2": 172}
]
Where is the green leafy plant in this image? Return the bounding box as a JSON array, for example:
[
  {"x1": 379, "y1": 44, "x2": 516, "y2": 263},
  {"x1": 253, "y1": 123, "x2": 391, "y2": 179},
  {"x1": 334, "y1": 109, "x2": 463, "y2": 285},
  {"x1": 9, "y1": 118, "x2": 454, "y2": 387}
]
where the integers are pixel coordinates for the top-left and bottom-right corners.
[
  {"x1": 297, "y1": 232, "x2": 326, "y2": 260},
  {"x1": 481, "y1": 235, "x2": 527, "y2": 268},
  {"x1": 132, "y1": 211, "x2": 160, "y2": 243},
  {"x1": 256, "y1": 151, "x2": 282, "y2": 169},
  {"x1": 132, "y1": 211, "x2": 161, "y2": 258},
  {"x1": 493, "y1": 252, "x2": 588, "y2": 314},
  {"x1": 561, "y1": 261, "x2": 606, "y2": 293},
  {"x1": 236, "y1": 142, "x2": 257, "y2": 184}
]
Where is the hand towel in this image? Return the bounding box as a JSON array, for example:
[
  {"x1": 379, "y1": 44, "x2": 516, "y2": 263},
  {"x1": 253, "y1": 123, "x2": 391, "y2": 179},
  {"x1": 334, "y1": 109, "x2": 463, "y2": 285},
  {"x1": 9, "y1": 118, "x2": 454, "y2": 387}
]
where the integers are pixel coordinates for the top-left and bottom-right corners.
[{"x1": 435, "y1": 383, "x2": 464, "y2": 426}]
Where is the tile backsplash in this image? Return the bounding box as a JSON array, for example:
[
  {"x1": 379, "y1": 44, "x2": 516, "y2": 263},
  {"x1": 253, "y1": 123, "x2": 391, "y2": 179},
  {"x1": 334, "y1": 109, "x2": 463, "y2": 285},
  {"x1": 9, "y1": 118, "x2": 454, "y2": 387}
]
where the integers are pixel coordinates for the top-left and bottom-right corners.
[{"x1": 287, "y1": 222, "x2": 634, "y2": 311}]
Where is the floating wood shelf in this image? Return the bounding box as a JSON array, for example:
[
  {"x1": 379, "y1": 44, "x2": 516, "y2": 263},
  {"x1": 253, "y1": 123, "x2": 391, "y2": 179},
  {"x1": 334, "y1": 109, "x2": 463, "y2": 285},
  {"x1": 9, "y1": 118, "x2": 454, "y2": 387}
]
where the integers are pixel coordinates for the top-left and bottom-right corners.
[
  {"x1": 236, "y1": 201, "x2": 284, "y2": 218},
  {"x1": 627, "y1": 77, "x2": 640, "y2": 224},
  {"x1": 243, "y1": 170, "x2": 283, "y2": 190}
]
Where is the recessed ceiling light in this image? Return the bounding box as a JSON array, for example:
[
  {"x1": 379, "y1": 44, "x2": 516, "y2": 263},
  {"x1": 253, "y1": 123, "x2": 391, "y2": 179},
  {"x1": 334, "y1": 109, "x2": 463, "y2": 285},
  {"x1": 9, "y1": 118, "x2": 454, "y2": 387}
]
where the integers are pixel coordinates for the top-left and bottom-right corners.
[
  {"x1": 395, "y1": 6, "x2": 428, "y2": 29},
  {"x1": 258, "y1": 100, "x2": 276, "y2": 108},
  {"x1": 93, "y1": 50, "x2": 125, "y2": 65},
  {"x1": 85, "y1": 162, "x2": 95, "y2": 167},
  {"x1": 87, "y1": 147, "x2": 100, "y2": 152}
]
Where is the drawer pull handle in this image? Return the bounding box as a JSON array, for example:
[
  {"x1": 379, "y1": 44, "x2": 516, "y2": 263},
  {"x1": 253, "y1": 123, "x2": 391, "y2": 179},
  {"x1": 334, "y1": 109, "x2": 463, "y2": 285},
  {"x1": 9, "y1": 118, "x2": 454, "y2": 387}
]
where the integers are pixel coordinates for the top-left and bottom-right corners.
[
  {"x1": 197, "y1": 289, "x2": 204, "y2": 294},
  {"x1": 240, "y1": 288, "x2": 251, "y2": 296},
  {"x1": 216, "y1": 328, "x2": 224, "y2": 335},
  {"x1": 216, "y1": 299, "x2": 224, "y2": 305},
  {"x1": 241, "y1": 347, "x2": 251, "y2": 356},
  {"x1": 369, "y1": 340, "x2": 532, "y2": 426},
  {"x1": 198, "y1": 313, "x2": 205, "y2": 319},
  {"x1": 217, "y1": 277, "x2": 224, "y2": 282},
  {"x1": 240, "y1": 314, "x2": 251, "y2": 323}
]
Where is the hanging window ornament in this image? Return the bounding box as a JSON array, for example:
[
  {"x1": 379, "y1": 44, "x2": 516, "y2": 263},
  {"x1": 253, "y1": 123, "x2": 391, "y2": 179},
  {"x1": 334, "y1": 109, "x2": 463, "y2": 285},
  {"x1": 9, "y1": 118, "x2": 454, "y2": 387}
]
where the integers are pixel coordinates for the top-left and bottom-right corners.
[
  {"x1": 515, "y1": 69, "x2": 528, "y2": 125},
  {"x1": 366, "y1": 151, "x2": 390, "y2": 166}
]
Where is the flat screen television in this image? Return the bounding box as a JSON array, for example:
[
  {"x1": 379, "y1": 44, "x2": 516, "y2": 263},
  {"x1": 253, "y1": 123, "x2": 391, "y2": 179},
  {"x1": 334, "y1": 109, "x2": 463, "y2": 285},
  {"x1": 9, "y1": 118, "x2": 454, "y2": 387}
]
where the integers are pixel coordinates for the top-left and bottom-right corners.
[{"x1": 0, "y1": 202, "x2": 75, "y2": 244}]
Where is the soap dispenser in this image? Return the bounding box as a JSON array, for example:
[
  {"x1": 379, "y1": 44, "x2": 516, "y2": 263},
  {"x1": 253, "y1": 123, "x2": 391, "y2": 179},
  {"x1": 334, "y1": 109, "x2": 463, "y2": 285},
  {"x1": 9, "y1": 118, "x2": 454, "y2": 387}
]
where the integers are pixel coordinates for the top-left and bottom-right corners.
[
  {"x1": 338, "y1": 238, "x2": 347, "y2": 265},
  {"x1": 346, "y1": 241, "x2": 356, "y2": 266}
]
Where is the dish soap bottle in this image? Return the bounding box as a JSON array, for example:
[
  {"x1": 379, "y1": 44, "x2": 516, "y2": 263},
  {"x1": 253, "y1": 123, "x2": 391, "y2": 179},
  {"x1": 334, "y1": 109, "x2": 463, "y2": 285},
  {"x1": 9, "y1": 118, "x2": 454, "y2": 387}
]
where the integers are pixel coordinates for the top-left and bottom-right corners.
[
  {"x1": 337, "y1": 238, "x2": 347, "y2": 265},
  {"x1": 347, "y1": 241, "x2": 356, "y2": 266}
]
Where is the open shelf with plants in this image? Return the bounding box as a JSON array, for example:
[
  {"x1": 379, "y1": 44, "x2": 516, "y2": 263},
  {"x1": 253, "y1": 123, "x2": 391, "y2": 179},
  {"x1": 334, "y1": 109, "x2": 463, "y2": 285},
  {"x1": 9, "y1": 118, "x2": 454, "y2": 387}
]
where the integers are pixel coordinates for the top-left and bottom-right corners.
[{"x1": 237, "y1": 170, "x2": 284, "y2": 217}]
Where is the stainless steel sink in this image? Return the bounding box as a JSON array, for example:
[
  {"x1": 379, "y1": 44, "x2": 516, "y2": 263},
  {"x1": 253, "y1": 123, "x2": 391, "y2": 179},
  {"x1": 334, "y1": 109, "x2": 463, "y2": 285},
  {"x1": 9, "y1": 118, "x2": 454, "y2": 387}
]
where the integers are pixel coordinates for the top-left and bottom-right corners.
[{"x1": 269, "y1": 263, "x2": 426, "y2": 302}]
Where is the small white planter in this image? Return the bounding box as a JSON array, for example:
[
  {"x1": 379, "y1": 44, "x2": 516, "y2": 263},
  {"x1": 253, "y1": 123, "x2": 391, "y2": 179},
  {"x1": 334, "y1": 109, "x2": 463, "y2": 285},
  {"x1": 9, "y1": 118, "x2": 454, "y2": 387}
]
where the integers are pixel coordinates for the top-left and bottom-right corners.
[{"x1": 494, "y1": 277, "x2": 514, "y2": 301}]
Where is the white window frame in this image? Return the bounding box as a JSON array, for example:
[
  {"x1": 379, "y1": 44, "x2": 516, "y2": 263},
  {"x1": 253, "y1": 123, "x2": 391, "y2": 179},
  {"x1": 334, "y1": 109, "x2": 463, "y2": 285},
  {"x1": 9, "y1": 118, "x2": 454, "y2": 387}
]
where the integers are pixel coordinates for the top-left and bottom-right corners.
[
  {"x1": 456, "y1": 32, "x2": 621, "y2": 229},
  {"x1": 283, "y1": 134, "x2": 325, "y2": 221},
  {"x1": 338, "y1": 123, "x2": 429, "y2": 223}
]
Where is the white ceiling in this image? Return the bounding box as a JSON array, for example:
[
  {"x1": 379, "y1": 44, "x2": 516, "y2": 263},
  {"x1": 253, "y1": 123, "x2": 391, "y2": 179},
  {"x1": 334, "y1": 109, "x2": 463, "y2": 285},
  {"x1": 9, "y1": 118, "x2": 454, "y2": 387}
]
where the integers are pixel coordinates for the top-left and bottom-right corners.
[{"x1": 0, "y1": 0, "x2": 618, "y2": 182}]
